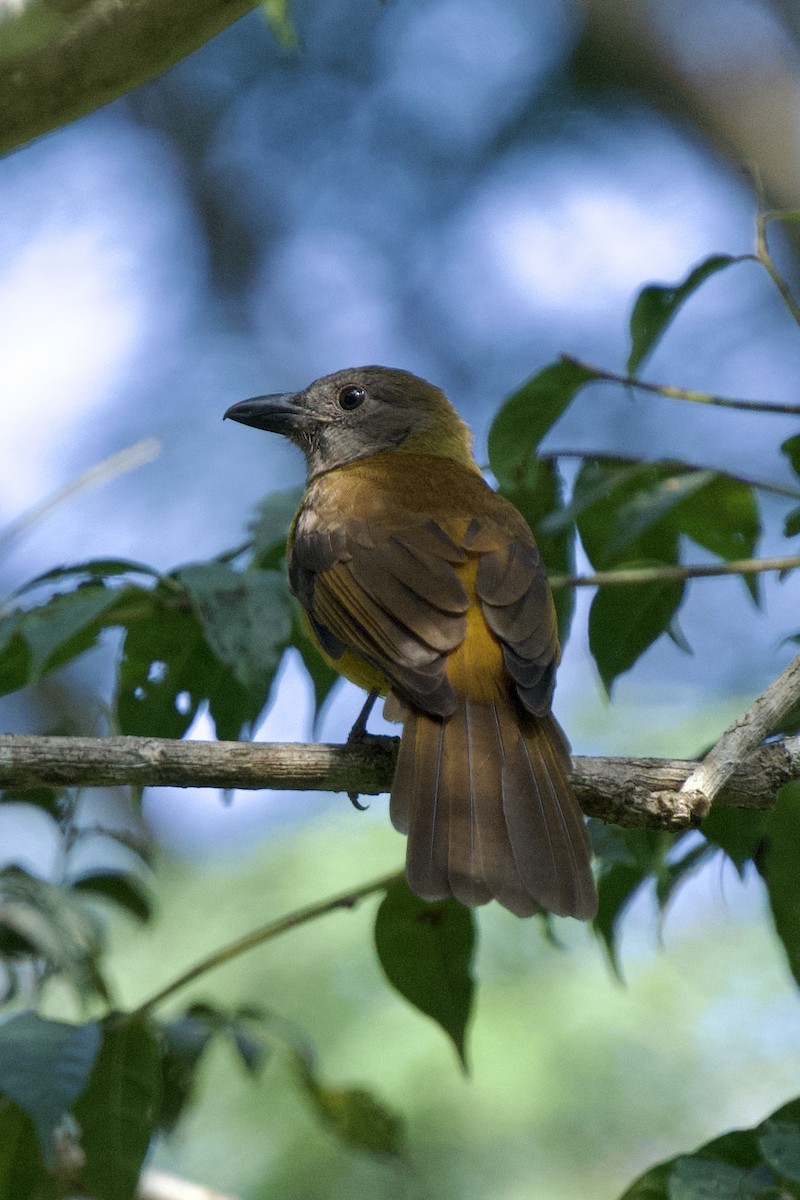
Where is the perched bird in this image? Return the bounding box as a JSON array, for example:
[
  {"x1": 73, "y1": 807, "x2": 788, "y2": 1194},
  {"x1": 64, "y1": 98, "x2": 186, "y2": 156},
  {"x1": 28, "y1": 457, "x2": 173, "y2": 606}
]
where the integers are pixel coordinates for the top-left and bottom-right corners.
[{"x1": 225, "y1": 367, "x2": 597, "y2": 919}]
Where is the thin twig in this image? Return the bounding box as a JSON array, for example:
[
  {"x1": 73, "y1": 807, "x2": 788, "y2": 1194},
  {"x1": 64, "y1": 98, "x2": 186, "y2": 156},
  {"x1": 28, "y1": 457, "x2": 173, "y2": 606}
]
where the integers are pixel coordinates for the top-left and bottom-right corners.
[
  {"x1": 0, "y1": 438, "x2": 161, "y2": 556},
  {"x1": 550, "y1": 555, "x2": 800, "y2": 590},
  {"x1": 660, "y1": 652, "x2": 800, "y2": 820},
  {"x1": 560, "y1": 354, "x2": 800, "y2": 416},
  {"x1": 130, "y1": 869, "x2": 402, "y2": 1018},
  {"x1": 542, "y1": 448, "x2": 800, "y2": 503}
]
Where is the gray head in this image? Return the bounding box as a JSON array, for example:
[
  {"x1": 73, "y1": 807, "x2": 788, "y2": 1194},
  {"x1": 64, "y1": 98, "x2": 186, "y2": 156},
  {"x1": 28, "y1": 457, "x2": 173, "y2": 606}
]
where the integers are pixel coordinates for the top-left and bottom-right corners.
[{"x1": 224, "y1": 365, "x2": 475, "y2": 478}]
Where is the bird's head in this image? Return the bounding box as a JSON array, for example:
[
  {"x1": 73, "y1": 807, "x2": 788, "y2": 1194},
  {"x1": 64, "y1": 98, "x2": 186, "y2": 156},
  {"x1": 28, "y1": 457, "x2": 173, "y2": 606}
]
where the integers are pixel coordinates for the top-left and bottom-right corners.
[{"x1": 224, "y1": 366, "x2": 477, "y2": 479}]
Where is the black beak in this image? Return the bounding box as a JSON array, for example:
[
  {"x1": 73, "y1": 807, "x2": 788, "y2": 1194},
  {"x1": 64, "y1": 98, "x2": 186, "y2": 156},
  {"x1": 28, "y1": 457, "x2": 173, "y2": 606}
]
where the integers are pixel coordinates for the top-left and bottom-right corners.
[{"x1": 223, "y1": 392, "x2": 307, "y2": 437}]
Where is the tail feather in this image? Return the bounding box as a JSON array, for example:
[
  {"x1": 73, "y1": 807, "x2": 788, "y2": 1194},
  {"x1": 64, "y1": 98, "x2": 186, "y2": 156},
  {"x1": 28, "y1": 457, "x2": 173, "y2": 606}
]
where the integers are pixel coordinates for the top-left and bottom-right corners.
[{"x1": 390, "y1": 695, "x2": 597, "y2": 919}]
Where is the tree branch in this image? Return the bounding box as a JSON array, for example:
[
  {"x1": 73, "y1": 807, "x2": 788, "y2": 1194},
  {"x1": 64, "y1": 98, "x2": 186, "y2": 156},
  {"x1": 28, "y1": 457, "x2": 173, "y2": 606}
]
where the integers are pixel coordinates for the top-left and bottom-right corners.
[
  {"x1": 665, "y1": 651, "x2": 800, "y2": 819},
  {"x1": 1, "y1": 732, "x2": 798, "y2": 831},
  {"x1": 560, "y1": 353, "x2": 800, "y2": 416},
  {"x1": 131, "y1": 868, "x2": 402, "y2": 1018},
  {"x1": 549, "y1": 555, "x2": 800, "y2": 590}
]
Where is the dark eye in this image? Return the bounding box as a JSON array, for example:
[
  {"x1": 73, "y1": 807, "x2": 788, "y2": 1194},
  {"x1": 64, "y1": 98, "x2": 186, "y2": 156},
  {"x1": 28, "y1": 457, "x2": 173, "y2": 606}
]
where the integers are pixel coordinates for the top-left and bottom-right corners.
[{"x1": 338, "y1": 385, "x2": 366, "y2": 411}]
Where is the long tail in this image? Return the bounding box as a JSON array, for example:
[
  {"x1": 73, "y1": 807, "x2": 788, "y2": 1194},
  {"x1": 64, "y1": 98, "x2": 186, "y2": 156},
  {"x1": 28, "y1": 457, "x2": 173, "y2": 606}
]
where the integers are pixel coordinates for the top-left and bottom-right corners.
[{"x1": 389, "y1": 697, "x2": 597, "y2": 919}]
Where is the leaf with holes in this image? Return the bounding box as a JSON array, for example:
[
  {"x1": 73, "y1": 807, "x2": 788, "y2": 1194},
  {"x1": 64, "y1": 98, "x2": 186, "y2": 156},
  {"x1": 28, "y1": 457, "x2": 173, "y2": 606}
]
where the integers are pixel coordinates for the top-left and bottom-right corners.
[
  {"x1": 374, "y1": 879, "x2": 476, "y2": 1068},
  {"x1": 177, "y1": 563, "x2": 291, "y2": 706},
  {"x1": 73, "y1": 1019, "x2": 162, "y2": 1200},
  {"x1": 627, "y1": 254, "x2": 744, "y2": 374}
]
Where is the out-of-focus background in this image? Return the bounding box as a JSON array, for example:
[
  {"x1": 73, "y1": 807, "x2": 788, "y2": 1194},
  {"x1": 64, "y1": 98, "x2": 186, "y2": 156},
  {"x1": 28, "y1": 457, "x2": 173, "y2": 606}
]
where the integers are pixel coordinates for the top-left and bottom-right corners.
[{"x1": 2, "y1": 2, "x2": 800, "y2": 1197}]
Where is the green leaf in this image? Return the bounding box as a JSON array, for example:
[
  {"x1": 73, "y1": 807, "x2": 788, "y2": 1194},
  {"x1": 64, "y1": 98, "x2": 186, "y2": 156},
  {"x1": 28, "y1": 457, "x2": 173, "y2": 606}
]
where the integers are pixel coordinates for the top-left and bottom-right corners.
[
  {"x1": 261, "y1": 0, "x2": 299, "y2": 49},
  {"x1": 591, "y1": 828, "x2": 674, "y2": 978},
  {"x1": 0, "y1": 585, "x2": 123, "y2": 698},
  {"x1": 758, "y1": 1120, "x2": 800, "y2": 1183},
  {"x1": 11, "y1": 559, "x2": 160, "y2": 600},
  {"x1": 498, "y1": 458, "x2": 576, "y2": 644},
  {"x1": 573, "y1": 461, "x2": 681, "y2": 570},
  {"x1": 0, "y1": 869, "x2": 107, "y2": 998},
  {"x1": 618, "y1": 1096, "x2": 800, "y2": 1199},
  {"x1": 0, "y1": 1014, "x2": 100, "y2": 1159},
  {"x1": 0, "y1": 787, "x2": 63, "y2": 817},
  {"x1": 374, "y1": 879, "x2": 476, "y2": 1068},
  {"x1": 588, "y1": 567, "x2": 684, "y2": 693},
  {"x1": 783, "y1": 434, "x2": 800, "y2": 480},
  {"x1": 250, "y1": 488, "x2": 303, "y2": 570},
  {"x1": 785, "y1": 506, "x2": 800, "y2": 538},
  {"x1": 158, "y1": 1009, "x2": 219, "y2": 1134},
  {"x1": 293, "y1": 1053, "x2": 404, "y2": 1159},
  {"x1": 701, "y1": 807, "x2": 771, "y2": 876},
  {"x1": 176, "y1": 564, "x2": 292, "y2": 704},
  {"x1": 488, "y1": 360, "x2": 598, "y2": 490},
  {"x1": 115, "y1": 595, "x2": 259, "y2": 741},
  {"x1": 627, "y1": 255, "x2": 744, "y2": 374},
  {"x1": 70, "y1": 871, "x2": 153, "y2": 923},
  {"x1": 668, "y1": 1157, "x2": 770, "y2": 1199},
  {"x1": 761, "y1": 781, "x2": 800, "y2": 987},
  {"x1": 0, "y1": 1103, "x2": 43, "y2": 1200},
  {"x1": 74, "y1": 1018, "x2": 162, "y2": 1200}
]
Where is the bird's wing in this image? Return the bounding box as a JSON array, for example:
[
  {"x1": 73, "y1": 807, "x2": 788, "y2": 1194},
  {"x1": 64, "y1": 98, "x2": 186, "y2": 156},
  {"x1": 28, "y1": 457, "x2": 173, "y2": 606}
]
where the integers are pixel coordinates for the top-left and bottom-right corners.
[
  {"x1": 290, "y1": 517, "x2": 471, "y2": 716},
  {"x1": 468, "y1": 519, "x2": 561, "y2": 717}
]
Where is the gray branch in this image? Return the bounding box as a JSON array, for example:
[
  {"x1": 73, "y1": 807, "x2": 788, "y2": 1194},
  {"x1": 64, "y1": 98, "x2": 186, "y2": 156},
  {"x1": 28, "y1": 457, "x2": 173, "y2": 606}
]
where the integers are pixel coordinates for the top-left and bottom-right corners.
[{"x1": 0, "y1": 732, "x2": 798, "y2": 831}]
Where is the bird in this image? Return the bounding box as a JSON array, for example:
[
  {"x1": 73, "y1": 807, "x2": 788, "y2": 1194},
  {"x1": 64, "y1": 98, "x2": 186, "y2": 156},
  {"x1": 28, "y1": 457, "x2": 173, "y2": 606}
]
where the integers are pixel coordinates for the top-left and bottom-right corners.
[{"x1": 224, "y1": 367, "x2": 597, "y2": 919}]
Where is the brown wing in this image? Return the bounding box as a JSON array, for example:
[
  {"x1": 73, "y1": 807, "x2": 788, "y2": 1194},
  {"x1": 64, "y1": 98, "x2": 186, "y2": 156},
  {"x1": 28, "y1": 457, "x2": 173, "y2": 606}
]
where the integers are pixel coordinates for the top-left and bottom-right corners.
[{"x1": 289, "y1": 516, "x2": 471, "y2": 716}]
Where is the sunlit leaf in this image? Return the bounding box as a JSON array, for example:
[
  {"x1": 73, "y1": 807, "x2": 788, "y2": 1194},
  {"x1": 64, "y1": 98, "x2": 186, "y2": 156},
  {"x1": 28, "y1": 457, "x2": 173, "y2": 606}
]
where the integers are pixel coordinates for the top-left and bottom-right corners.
[
  {"x1": 588, "y1": 568, "x2": 684, "y2": 693},
  {"x1": 0, "y1": 1014, "x2": 100, "y2": 1159},
  {"x1": 627, "y1": 255, "x2": 744, "y2": 374},
  {"x1": 293, "y1": 1053, "x2": 404, "y2": 1158},
  {"x1": 74, "y1": 1018, "x2": 162, "y2": 1200},
  {"x1": 374, "y1": 879, "x2": 475, "y2": 1068},
  {"x1": 488, "y1": 360, "x2": 598, "y2": 490}
]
